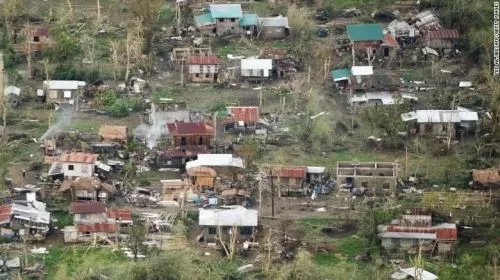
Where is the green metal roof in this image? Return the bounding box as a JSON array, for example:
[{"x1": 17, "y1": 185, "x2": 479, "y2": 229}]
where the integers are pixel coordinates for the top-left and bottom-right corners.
[
  {"x1": 346, "y1": 24, "x2": 384, "y2": 42},
  {"x1": 240, "y1": 13, "x2": 259, "y2": 26},
  {"x1": 331, "y1": 68, "x2": 351, "y2": 80},
  {"x1": 195, "y1": 13, "x2": 215, "y2": 26},
  {"x1": 209, "y1": 4, "x2": 243, "y2": 19}
]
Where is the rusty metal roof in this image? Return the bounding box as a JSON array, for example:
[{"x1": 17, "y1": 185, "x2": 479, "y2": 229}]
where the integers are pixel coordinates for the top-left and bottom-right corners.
[
  {"x1": 77, "y1": 223, "x2": 117, "y2": 233},
  {"x1": 472, "y1": 168, "x2": 500, "y2": 186},
  {"x1": 186, "y1": 55, "x2": 220, "y2": 65},
  {"x1": 259, "y1": 48, "x2": 287, "y2": 59},
  {"x1": 0, "y1": 205, "x2": 12, "y2": 224},
  {"x1": 382, "y1": 34, "x2": 399, "y2": 48},
  {"x1": 271, "y1": 166, "x2": 307, "y2": 178},
  {"x1": 166, "y1": 122, "x2": 214, "y2": 136},
  {"x1": 107, "y1": 209, "x2": 132, "y2": 221},
  {"x1": 98, "y1": 125, "x2": 128, "y2": 141},
  {"x1": 228, "y1": 106, "x2": 259, "y2": 123},
  {"x1": 70, "y1": 201, "x2": 106, "y2": 214},
  {"x1": 58, "y1": 152, "x2": 99, "y2": 164},
  {"x1": 425, "y1": 29, "x2": 459, "y2": 40}
]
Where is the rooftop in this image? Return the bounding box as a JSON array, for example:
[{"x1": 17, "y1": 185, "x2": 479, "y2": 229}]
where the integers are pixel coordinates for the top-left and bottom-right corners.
[
  {"x1": 240, "y1": 58, "x2": 273, "y2": 70},
  {"x1": 186, "y1": 154, "x2": 244, "y2": 169},
  {"x1": 186, "y1": 55, "x2": 220, "y2": 65},
  {"x1": 194, "y1": 13, "x2": 215, "y2": 26},
  {"x1": 346, "y1": 24, "x2": 384, "y2": 42},
  {"x1": 425, "y1": 29, "x2": 459, "y2": 40},
  {"x1": 240, "y1": 13, "x2": 259, "y2": 26},
  {"x1": 209, "y1": 4, "x2": 243, "y2": 19},
  {"x1": 227, "y1": 106, "x2": 259, "y2": 123},
  {"x1": 166, "y1": 122, "x2": 214, "y2": 136},
  {"x1": 58, "y1": 152, "x2": 99, "y2": 164},
  {"x1": 43, "y1": 80, "x2": 86, "y2": 90},
  {"x1": 199, "y1": 206, "x2": 258, "y2": 227},
  {"x1": 331, "y1": 68, "x2": 351, "y2": 81},
  {"x1": 77, "y1": 223, "x2": 117, "y2": 233},
  {"x1": 258, "y1": 15, "x2": 289, "y2": 27},
  {"x1": 401, "y1": 110, "x2": 478, "y2": 123},
  {"x1": 98, "y1": 125, "x2": 128, "y2": 141},
  {"x1": 107, "y1": 209, "x2": 132, "y2": 221},
  {"x1": 70, "y1": 201, "x2": 106, "y2": 214},
  {"x1": 271, "y1": 166, "x2": 307, "y2": 178}
]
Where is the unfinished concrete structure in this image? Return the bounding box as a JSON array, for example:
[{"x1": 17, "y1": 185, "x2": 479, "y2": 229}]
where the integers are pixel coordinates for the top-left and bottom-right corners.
[{"x1": 336, "y1": 161, "x2": 399, "y2": 194}]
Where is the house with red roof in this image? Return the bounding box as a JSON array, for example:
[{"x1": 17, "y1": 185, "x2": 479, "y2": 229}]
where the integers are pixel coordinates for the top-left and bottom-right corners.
[
  {"x1": 423, "y1": 29, "x2": 459, "y2": 50},
  {"x1": 221, "y1": 106, "x2": 264, "y2": 133},
  {"x1": 186, "y1": 55, "x2": 220, "y2": 83},
  {"x1": 48, "y1": 152, "x2": 99, "y2": 179},
  {"x1": 166, "y1": 122, "x2": 215, "y2": 146}
]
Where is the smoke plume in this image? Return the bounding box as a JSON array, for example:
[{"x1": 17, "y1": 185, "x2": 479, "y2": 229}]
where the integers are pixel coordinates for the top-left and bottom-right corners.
[{"x1": 40, "y1": 106, "x2": 73, "y2": 140}]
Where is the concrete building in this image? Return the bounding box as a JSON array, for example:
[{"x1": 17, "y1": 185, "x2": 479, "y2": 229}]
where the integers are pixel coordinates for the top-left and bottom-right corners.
[
  {"x1": 42, "y1": 80, "x2": 85, "y2": 104},
  {"x1": 258, "y1": 16, "x2": 289, "y2": 39},
  {"x1": 240, "y1": 59, "x2": 273, "y2": 80},
  {"x1": 336, "y1": 161, "x2": 399, "y2": 195},
  {"x1": 194, "y1": 4, "x2": 258, "y2": 36},
  {"x1": 49, "y1": 152, "x2": 99, "y2": 179},
  {"x1": 198, "y1": 206, "x2": 258, "y2": 242},
  {"x1": 186, "y1": 55, "x2": 220, "y2": 83}
]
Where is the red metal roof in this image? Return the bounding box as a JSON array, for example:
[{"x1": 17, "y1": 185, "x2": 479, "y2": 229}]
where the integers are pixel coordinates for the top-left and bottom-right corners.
[
  {"x1": 28, "y1": 27, "x2": 49, "y2": 37},
  {"x1": 186, "y1": 55, "x2": 220, "y2": 65},
  {"x1": 70, "y1": 201, "x2": 106, "y2": 214},
  {"x1": 425, "y1": 29, "x2": 459, "y2": 40},
  {"x1": 107, "y1": 209, "x2": 132, "y2": 221},
  {"x1": 0, "y1": 205, "x2": 12, "y2": 224},
  {"x1": 436, "y1": 228, "x2": 458, "y2": 241},
  {"x1": 382, "y1": 34, "x2": 399, "y2": 48},
  {"x1": 77, "y1": 223, "x2": 117, "y2": 233},
  {"x1": 59, "y1": 152, "x2": 99, "y2": 164},
  {"x1": 166, "y1": 122, "x2": 214, "y2": 136},
  {"x1": 229, "y1": 106, "x2": 259, "y2": 123},
  {"x1": 272, "y1": 166, "x2": 307, "y2": 178},
  {"x1": 387, "y1": 225, "x2": 458, "y2": 241}
]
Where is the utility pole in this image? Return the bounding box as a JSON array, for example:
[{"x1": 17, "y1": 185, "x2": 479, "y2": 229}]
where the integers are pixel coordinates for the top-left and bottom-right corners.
[
  {"x1": 270, "y1": 170, "x2": 275, "y2": 217},
  {"x1": 0, "y1": 52, "x2": 5, "y2": 136},
  {"x1": 180, "y1": 60, "x2": 184, "y2": 87},
  {"x1": 259, "y1": 84, "x2": 263, "y2": 108},
  {"x1": 97, "y1": 0, "x2": 101, "y2": 24}
]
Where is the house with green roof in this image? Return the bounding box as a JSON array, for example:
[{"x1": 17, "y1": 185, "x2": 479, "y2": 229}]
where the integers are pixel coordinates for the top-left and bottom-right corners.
[
  {"x1": 194, "y1": 4, "x2": 259, "y2": 36},
  {"x1": 345, "y1": 24, "x2": 385, "y2": 65}
]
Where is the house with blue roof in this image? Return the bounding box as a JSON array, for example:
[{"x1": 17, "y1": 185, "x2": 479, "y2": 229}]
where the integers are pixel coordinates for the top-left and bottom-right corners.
[{"x1": 194, "y1": 4, "x2": 258, "y2": 36}]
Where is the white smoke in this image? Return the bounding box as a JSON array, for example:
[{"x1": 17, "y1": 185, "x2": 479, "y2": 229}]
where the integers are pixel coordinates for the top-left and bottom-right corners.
[
  {"x1": 40, "y1": 106, "x2": 73, "y2": 140},
  {"x1": 134, "y1": 123, "x2": 167, "y2": 149}
]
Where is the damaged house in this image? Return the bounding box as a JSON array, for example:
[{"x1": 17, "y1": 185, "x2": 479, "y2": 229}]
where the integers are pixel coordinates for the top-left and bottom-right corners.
[
  {"x1": 187, "y1": 166, "x2": 217, "y2": 192},
  {"x1": 161, "y1": 179, "x2": 188, "y2": 203},
  {"x1": 198, "y1": 206, "x2": 258, "y2": 243},
  {"x1": 186, "y1": 55, "x2": 220, "y2": 83},
  {"x1": 423, "y1": 29, "x2": 459, "y2": 51},
  {"x1": 166, "y1": 122, "x2": 215, "y2": 147},
  {"x1": 258, "y1": 48, "x2": 296, "y2": 78},
  {"x1": 194, "y1": 4, "x2": 258, "y2": 36},
  {"x1": 379, "y1": 209, "x2": 458, "y2": 255},
  {"x1": 401, "y1": 109, "x2": 479, "y2": 139},
  {"x1": 386, "y1": 20, "x2": 419, "y2": 38},
  {"x1": 346, "y1": 23, "x2": 384, "y2": 62},
  {"x1": 42, "y1": 80, "x2": 86, "y2": 104},
  {"x1": 64, "y1": 201, "x2": 118, "y2": 243},
  {"x1": 98, "y1": 125, "x2": 128, "y2": 145},
  {"x1": 58, "y1": 177, "x2": 116, "y2": 203},
  {"x1": 149, "y1": 145, "x2": 211, "y2": 170},
  {"x1": 0, "y1": 202, "x2": 51, "y2": 241},
  {"x1": 186, "y1": 154, "x2": 244, "y2": 176},
  {"x1": 221, "y1": 106, "x2": 267, "y2": 134},
  {"x1": 412, "y1": 10, "x2": 441, "y2": 31},
  {"x1": 258, "y1": 15, "x2": 290, "y2": 39},
  {"x1": 268, "y1": 165, "x2": 327, "y2": 196},
  {"x1": 336, "y1": 161, "x2": 399, "y2": 195},
  {"x1": 471, "y1": 168, "x2": 500, "y2": 189},
  {"x1": 48, "y1": 152, "x2": 99, "y2": 179}
]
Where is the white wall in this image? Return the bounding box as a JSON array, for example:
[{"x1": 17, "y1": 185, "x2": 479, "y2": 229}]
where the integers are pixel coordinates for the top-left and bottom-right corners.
[
  {"x1": 188, "y1": 65, "x2": 218, "y2": 74},
  {"x1": 62, "y1": 162, "x2": 94, "y2": 178}
]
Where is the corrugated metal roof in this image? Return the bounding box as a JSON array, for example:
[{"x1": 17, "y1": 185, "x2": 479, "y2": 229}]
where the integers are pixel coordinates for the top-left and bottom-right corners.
[
  {"x1": 346, "y1": 24, "x2": 384, "y2": 42},
  {"x1": 43, "y1": 80, "x2": 85, "y2": 90},
  {"x1": 98, "y1": 125, "x2": 128, "y2": 141},
  {"x1": 11, "y1": 203, "x2": 50, "y2": 224},
  {"x1": 186, "y1": 154, "x2": 244, "y2": 169},
  {"x1": 331, "y1": 68, "x2": 351, "y2": 81},
  {"x1": 70, "y1": 201, "x2": 106, "y2": 214},
  {"x1": 186, "y1": 55, "x2": 220, "y2": 65},
  {"x1": 382, "y1": 34, "x2": 399, "y2": 48},
  {"x1": 273, "y1": 166, "x2": 307, "y2": 178},
  {"x1": 425, "y1": 29, "x2": 459, "y2": 39},
  {"x1": 58, "y1": 152, "x2": 99, "y2": 164},
  {"x1": 379, "y1": 231, "x2": 436, "y2": 240},
  {"x1": 0, "y1": 204, "x2": 12, "y2": 224},
  {"x1": 240, "y1": 13, "x2": 259, "y2": 26},
  {"x1": 472, "y1": 168, "x2": 500, "y2": 186},
  {"x1": 209, "y1": 4, "x2": 242, "y2": 18},
  {"x1": 107, "y1": 209, "x2": 132, "y2": 221},
  {"x1": 240, "y1": 59, "x2": 273, "y2": 70},
  {"x1": 307, "y1": 166, "x2": 325, "y2": 173},
  {"x1": 199, "y1": 206, "x2": 258, "y2": 226},
  {"x1": 77, "y1": 223, "x2": 117, "y2": 233},
  {"x1": 259, "y1": 16, "x2": 289, "y2": 27},
  {"x1": 166, "y1": 122, "x2": 214, "y2": 136},
  {"x1": 351, "y1": 66, "x2": 373, "y2": 76},
  {"x1": 228, "y1": 106, "x2": 259, "y2": 122},
  {"x1": 194, "y1": 13, "x2": 215, "y2": 26}
]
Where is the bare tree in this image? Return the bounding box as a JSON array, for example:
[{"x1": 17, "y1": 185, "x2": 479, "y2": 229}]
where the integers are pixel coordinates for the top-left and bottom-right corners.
[
  {"x1": 108, "y1": 19, "x2": 144, "y2": 82},
  {"x1": 129, "y1": 0, "x2": 163, "y2": 54}
]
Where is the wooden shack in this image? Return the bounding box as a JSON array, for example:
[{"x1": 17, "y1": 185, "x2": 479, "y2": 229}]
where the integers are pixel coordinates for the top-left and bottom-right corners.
[{"x1": 187, "y1": 166, "x2": 217, "y2": 191}]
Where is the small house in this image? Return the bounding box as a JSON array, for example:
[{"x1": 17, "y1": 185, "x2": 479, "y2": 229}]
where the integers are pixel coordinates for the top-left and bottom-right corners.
[
  {"x1": 187, "y1": 166, "x2": 217, "y2": 191},
  {"x1": 166, "y1": 122, "x2": 215, "y2": 146},
  {"x1": 346, "y1": 24, "x2": 384, "y2": 57},
  {"x1": 240, "y1": 59, "x2": 273, "y2": 80},
  {"x1": 194, "y1": 4, "x2": 258, "y2": 36},
  {"x1": 50, "y1": 152, "x2": 99, "y2": 179},
  {"x1": 161, "y1": 179, "x2": 187, "y2": 202},
  {"x1": 258, "y1": 48, "x2": 295, "y2": 78},
  {"x1": 149, "y1": 146, "x2": 211, "y2": 170},
  {"x1": 401, "y1": 109, "x2": 479, "y2": 139},
  {"x1": 331, "y1": 68, "x2": 352, "y2": 89},
  {"x1": 58, "y1": 177, "x2": 116, "y2": 202},
  {"x1": 258, "y1": 16, "x2": 290, "y2": 39},
  {"x1": 198, "y1": 206, "x2": 258, "y2": 242},
  {"x1": 42, "y1": 80, "x2": 86, "y2": 104},
  {"x1": 223, "y1": 106, "x2": 262, "y2": 133},
  {"x1": 386, "y1": 20, "x2": 419, "y2": 38},
  {"x1": 107, "y1": 209, "x2": 133, "y2": 226},
  {"x1": 471, "y1": 168, "x2": 500, "y2": 189},
  {"x1": 336, "y1": 161, "x2": 398, "y2": 195},
  {"x1": 63, "y1": 223, "x2": 118, "y2": 243},
  {"x1": 271, "y1": 166, "x2": 307, "y2": 196},
  {"x1": 186, "y1": 55, "x2": 220, "y2": 83},
  {"x1": 70, "y1": 201, "x2": 107, "y2": 224},
  {"x1": 98, "y1": 125, "x2": 128, "y2": 145},
  {"x1": 423, "y1": 29, "x2": 459, "y2": 50},
  {"x1": 349, "y1": 92, "x2": 396, "y2": 107}
]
